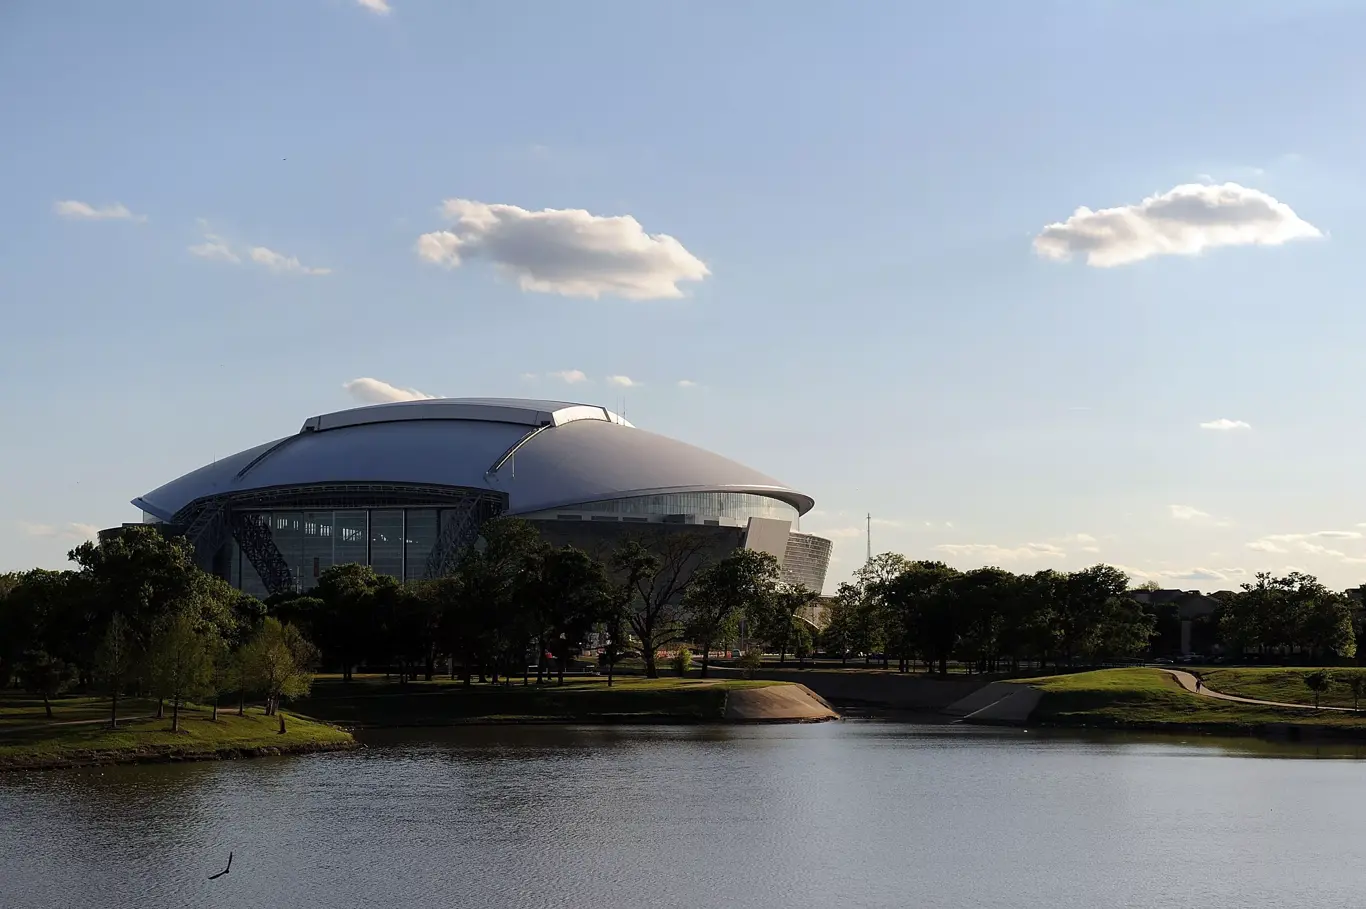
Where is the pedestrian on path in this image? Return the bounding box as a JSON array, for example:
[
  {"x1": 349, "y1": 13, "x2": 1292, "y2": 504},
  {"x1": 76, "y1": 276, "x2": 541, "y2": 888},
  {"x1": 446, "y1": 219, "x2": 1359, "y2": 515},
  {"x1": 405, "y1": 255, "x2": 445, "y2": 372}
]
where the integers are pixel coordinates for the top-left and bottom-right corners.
[{"x1": 1195, "y1": 677, "x2": 1203, "y2": 692}]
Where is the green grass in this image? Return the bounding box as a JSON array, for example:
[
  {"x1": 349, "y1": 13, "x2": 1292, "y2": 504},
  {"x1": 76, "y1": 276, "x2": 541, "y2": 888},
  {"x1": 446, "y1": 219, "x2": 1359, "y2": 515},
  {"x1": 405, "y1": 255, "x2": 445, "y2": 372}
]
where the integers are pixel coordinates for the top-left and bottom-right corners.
[
  {"x1": 0, "y1": 693, "x2": 353, "y2": 771},
  {"x1": 0, "y1": 694, "x2": 161, "y2": 729},
  {"x1": 301, "y1": 675, "x2": 784, "y2": 726},
  {"x1": 1021, "y1": 668, "x2": 1366, "y2": 733},
  {"x1": 1197, "y1": 667, "x2": 1366, "y2": 710}
]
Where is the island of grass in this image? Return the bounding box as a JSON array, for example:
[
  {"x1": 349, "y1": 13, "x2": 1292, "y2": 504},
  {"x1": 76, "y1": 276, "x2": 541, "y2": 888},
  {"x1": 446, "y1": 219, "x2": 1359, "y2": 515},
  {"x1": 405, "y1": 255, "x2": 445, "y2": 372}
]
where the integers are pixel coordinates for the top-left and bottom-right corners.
[
  {"x1": 1019, "y1": 668, "x2": 1366, "y2": 738},
  {"x1": 299, "y1": 675, "x2": 837, "y2": 727},
  {"x1": 0, "y1": 693, "x2": 355, "y2": 773}
]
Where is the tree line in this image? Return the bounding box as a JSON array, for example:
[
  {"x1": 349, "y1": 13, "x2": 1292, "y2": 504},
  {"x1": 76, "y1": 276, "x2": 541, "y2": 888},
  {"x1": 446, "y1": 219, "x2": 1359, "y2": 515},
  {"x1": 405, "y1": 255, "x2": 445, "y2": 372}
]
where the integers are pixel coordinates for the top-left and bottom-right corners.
[
  {"x1": 1, "y1": 528, "x2": 318, "y2": 730},
  {"x1": 820, "y1": 555, "x2": 1362, "y2": 673},
  {"x1": 5, "y1": 522, "x2": 1364, "y2": 721}
]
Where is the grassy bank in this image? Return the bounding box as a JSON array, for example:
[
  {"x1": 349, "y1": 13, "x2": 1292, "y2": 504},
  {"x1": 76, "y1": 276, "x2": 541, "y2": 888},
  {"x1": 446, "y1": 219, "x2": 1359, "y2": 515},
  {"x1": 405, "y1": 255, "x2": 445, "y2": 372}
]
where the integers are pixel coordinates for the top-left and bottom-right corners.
[
  {"x1": 301, "y1": 675, "x2": 783, "y2": 727},
  {"x1": 1197, "y1": 667, "x2": 1366, "y2": 710},
  {"x1": 0, "y1": 694, "x2": 354, "y2": 772},
  {"x1": 1023, "y1": 669, "x2": 1366, "y2": 737}
]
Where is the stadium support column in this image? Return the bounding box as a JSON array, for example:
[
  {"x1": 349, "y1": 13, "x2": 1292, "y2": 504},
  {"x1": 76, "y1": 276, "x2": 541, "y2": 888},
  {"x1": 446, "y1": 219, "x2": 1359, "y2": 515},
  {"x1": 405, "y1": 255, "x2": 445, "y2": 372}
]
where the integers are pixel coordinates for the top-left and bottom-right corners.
[
  {"x1": 231, "y1": 513, "x2": 296, "y2": 595},
  {"x1": 424, "y1": 492, "x2": 507, "y2": 579}
]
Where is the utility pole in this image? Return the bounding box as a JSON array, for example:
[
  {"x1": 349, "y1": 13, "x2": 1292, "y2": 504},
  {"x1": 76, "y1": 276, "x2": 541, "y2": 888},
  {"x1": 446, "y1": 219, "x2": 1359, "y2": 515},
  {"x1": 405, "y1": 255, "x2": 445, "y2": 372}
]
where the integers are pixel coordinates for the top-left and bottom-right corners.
[{"x1": 866, "y1": 512, "x2": 872, "y2": 563}]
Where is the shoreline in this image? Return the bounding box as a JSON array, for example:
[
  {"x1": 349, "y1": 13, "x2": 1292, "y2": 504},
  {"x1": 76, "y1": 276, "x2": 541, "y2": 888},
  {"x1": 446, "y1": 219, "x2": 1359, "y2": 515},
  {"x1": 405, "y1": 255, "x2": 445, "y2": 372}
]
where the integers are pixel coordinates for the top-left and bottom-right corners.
[{"x1": 0, "y1": 738, "x2": 358, "y2": 774}]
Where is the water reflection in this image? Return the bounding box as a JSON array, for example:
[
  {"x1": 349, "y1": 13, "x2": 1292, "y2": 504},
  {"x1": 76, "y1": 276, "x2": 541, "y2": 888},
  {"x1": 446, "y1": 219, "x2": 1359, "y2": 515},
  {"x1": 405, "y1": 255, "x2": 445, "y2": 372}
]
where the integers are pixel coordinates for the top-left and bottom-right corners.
[{"x1": 4, "y1": 723, "x2": 1366, "y2": 909}]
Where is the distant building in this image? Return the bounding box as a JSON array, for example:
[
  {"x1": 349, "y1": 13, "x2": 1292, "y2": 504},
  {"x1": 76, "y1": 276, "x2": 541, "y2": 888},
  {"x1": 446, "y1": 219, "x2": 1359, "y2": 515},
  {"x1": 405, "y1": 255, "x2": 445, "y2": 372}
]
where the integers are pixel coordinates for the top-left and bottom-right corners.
[{"x1": 1130, "y1": 588, "x2": 1222, "y2": 655}]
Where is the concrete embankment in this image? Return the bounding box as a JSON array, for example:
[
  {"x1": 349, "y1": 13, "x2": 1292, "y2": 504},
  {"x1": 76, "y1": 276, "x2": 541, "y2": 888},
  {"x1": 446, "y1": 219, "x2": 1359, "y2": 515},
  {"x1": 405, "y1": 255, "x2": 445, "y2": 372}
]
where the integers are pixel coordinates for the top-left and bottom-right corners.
[
  {"x1": 943, "y1": 682, "x2": 1042, "y2": 724},
  {"x1": 723, "y1": 684, "x2": 840, "y2": 723},
  {"x1": 707, "y1": 667, "x2": 994, "y2": 715}
]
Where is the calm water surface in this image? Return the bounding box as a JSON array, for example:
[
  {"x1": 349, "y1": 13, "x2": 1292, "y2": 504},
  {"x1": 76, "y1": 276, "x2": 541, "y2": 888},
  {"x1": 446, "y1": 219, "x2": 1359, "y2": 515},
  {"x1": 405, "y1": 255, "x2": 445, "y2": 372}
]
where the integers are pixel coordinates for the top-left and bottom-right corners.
[{"x1": 4, "y1": 722, "x2": 1366, "y2": 909}]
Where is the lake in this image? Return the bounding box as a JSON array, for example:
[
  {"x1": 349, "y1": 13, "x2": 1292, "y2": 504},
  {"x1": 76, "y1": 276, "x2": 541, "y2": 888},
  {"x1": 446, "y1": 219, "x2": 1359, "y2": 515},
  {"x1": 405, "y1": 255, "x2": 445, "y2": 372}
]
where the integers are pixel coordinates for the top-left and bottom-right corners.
[{"x1": 3, "y1": 722, "x2": 1366, "y2": 909}]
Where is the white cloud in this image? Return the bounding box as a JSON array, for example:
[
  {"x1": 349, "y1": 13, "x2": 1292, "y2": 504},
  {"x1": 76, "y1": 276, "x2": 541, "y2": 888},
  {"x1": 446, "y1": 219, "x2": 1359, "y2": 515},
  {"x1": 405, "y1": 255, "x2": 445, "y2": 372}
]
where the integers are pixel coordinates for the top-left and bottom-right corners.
[
  {"x1": 343, "y1": 377, "x2": 436, "y2": 404},
  {"x1": 607, "y1": 375, "x2": 637, "y2": 387},
  {"x1": 249, "y1": 246, "x2": 331, "y2": 276},
  {"x1": 356, "y1": 0, "x2": 391, "y2": 13},
  {"x1": 53, "y1": 200, "x2": 144, "y2": 222},
  {"x1": 934, "y1": 542, "x2": 1066, "y2": 562},
  {"x1": 548, "y1": 369, "x2": 587, "y2": 384},
  {"x1": 677, "y1": 379, "x2": 698, "y2": 388},
  {"x1": 416, "y1": 199, "x2": 709, "y2": 300},
  {"x1": 189, "y1": 223, "x2": 329, "y2": 275},
  {"x1": 1245, "y1": 531, "x2": 1366, "y2": 563},
  {"x1": 1200, "y1": 418, "x2": 1251, "y2": 431},
  {"x1": 188, "y1": 235, "x2": 239, "y2": 263},
  {"x1": 1169, "y1": 505, "x2": 1210, "y2": 521},
  {"x1": 1033, "y1": 182, "x2": 1321, "y2": 267},
  {"x1": 20, "y1": 521, "x2": 100, "y2": 540}
]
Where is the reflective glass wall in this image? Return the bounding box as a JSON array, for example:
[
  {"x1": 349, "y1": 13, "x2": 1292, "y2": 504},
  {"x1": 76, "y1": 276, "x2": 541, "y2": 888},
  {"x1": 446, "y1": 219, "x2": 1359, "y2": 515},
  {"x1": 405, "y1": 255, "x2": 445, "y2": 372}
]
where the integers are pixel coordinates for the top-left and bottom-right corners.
[
  {"x1": 519, "y1": 492, "x2": 799, "y2": 526},
  {"x1": 228, "y1": 508, "x2": 447, "y2": 597}
]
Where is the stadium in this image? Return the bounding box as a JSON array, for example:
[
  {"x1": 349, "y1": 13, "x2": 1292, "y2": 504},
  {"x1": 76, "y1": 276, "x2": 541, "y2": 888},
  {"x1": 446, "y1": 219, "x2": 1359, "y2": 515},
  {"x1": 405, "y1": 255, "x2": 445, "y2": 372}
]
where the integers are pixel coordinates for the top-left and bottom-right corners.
[{"x1": 130, "y1": 397, "x2": 833, "y2": 599}]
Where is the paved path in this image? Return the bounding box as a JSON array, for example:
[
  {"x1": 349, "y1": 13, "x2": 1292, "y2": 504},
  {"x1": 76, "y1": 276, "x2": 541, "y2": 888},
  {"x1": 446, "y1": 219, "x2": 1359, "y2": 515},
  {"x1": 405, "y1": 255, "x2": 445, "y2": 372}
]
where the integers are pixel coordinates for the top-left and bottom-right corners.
[{"x1": 1163, "y1": 669, "x2": 1356, "y2": 713}]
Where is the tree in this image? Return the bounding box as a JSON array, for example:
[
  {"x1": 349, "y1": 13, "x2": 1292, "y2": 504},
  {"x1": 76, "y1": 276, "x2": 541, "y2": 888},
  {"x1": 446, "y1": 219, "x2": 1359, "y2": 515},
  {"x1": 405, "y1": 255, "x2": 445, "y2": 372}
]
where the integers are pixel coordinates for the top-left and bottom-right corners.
[
  {"x1": 93, "y1": 612, "x2": 137, "y2": 729},
  {"x1": 313, "y1": 564, "x2": 387, "y2": 681},
  {"x1": 612, "y1": 533, "x2": 713, "y2": 678},
  {"x1": 821, "y1": 584, "x2": 861, "y2": 666},
  {"x1": 1304, "y1": 669, "x2": 1333, "y2": 710},
  {"x1": 851, "y1": 553, "x2": 910, "y2": 668},
  {"x1": 672, "y1": 646, "x2": 693, "y2": 676},
  {"x1": 878, "y1": 561, "x2": 960, "y2": 674},
  {"x1": 239, "y1": 618, "x2": 319, "y2": 733},
  {"x1": 1343, "y1": 671, "x2": 1366, "y2": 711},
  {"x1": 527, "y1": 545, "x2": 613, "y2": 685},
  {"x1": 146, "y1": 612, "x2": 215, "y2": 732},
  {"x1": 949, "y1": 567, "x2": 1016, "y2": 673},
  {"x1": 18, "y1": 650, "x2": 75, "y2": 719},
  {"x1": 682, "y1": 549, "x2": 780, "y2": 678},
  {"x1": 753, "y1": 583, "x2": 822, "y2": 666}
]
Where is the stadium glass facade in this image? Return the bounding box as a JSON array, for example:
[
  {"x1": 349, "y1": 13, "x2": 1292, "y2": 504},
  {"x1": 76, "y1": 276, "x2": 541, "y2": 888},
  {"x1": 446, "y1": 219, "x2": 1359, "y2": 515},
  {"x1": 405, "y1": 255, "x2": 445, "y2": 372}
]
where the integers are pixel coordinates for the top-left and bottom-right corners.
[{"x1": 228, "y1": 507, "x2": 465, "y2": 598}]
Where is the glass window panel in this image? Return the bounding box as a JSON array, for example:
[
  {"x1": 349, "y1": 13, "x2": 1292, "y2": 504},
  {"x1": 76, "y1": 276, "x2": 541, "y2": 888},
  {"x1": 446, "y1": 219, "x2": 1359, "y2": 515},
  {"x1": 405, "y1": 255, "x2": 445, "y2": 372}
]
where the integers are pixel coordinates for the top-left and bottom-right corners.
[
  {"x1": 404, "y1": 509, "x2": 438, "y2": 583},
  {"x1": 334, "y1": 510, "x2": 368, "y2": 567},
  {"x1": 370, "y1": 510, "x2": 404, "y2": 582},
  {"x1": 301, "y1": 511, "x2": 334, "y2": 590}
]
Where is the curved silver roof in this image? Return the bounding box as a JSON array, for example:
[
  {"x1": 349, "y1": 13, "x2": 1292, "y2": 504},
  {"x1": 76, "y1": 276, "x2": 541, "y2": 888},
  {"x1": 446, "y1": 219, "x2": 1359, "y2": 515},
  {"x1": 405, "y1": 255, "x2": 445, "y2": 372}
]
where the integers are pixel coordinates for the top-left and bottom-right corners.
[{"x1": 134, "y1": 397, "x2": 814, "y2": 520}]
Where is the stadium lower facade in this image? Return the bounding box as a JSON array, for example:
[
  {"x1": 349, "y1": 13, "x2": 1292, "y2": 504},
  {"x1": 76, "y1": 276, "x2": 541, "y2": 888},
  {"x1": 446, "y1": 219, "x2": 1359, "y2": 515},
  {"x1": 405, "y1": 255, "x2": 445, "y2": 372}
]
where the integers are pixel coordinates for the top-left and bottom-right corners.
[{"x1": 130, "y1": 398, "x2": 833, "y2": 598}]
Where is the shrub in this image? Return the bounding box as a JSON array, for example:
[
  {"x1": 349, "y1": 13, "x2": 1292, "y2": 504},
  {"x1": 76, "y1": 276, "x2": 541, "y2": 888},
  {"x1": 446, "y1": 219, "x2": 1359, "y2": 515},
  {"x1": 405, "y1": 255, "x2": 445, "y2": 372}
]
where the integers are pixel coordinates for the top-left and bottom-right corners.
[
  {"x1": 671, "y1": 647, "x2": 693, "y2": 676},
  {"x1": 739, "y1": 649, "x2": 764, "y2": 680}
]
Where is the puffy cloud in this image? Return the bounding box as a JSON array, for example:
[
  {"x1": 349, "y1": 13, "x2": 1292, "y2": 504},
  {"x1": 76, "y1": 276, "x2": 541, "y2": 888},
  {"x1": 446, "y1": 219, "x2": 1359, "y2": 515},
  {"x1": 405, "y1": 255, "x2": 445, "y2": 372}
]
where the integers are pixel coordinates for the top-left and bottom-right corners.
[
  {"x1": 548, "y1": 369, "x2": 587, "y2": 384},
  {"x1": 53, "y1": 200, "x2": 144, "y2": 221},
  {"x1": 607, "y1": 375, "x2": 637, "y2": 387},
  {"x1": 416, "y1": 199, "x2": 709, "y2": 300},
  {"x1": 20, "y1": 521, "x2": 100, "y2": 540},
  {"x1": 1169, "y1": 505, "x2": 1210, "y2": 521},
  {"x1": 249, "y1": 246, "x2": 331, "y2": 276},
  {"x1": 934, "y1": 542, "x2": 1066, "y2": 562},
  {"x1": 343, "y1": 377, "x2": 436, "y2": 404},
  {"x1": 356, "y1": 0, "x2": 391, "y2": 13},
  {"x1": 1200, "y1": 418, "x2": 1251, "y2": 431},
  {"x1": 1033, "y1": 182, "x2": 1321, "y2": 267}
]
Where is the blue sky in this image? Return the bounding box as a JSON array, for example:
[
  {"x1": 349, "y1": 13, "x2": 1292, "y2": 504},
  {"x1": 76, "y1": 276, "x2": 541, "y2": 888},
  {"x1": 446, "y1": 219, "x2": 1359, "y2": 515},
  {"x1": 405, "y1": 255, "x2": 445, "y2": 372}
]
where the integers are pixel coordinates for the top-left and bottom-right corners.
[{"x1": 4, "y1": 0, "x2": 1366, "y2": 593}]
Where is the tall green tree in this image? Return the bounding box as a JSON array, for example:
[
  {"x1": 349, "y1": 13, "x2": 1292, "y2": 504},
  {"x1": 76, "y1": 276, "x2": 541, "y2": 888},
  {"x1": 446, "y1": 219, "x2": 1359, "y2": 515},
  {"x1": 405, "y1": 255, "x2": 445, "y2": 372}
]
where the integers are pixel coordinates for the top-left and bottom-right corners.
[
  {"x1": 146, "y1": 612, "x2": 216, "y2": 732},
  {"x1": 611, "y1": 533, "x2": 713, "y2": 679},
  {"x1": 879, "y1": 561, "x2": 960, "y2": 674},
  {"x1": 239, "y1": 617, "x2": 319, "y2": 732},
  {"x1": 754, "y1": 582, "x2": 822, "y2": 666},
  {"x1": 683, "y1": 549, "x2": 780, "y2": 678},
  {"x1": 93, "y1": 612, "x2": 137, "y2": 728},
  {"x1": 528, "y1": 545, "x2": 613, "y2": 684}
]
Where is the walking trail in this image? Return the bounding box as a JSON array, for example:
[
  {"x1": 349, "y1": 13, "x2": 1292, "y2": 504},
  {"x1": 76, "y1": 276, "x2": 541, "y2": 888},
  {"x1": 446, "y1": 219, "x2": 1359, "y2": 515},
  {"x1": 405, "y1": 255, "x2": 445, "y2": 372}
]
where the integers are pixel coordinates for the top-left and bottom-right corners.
[{"x1": 1163, "y1": 669, "x2": 1357, "y2": 713}]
